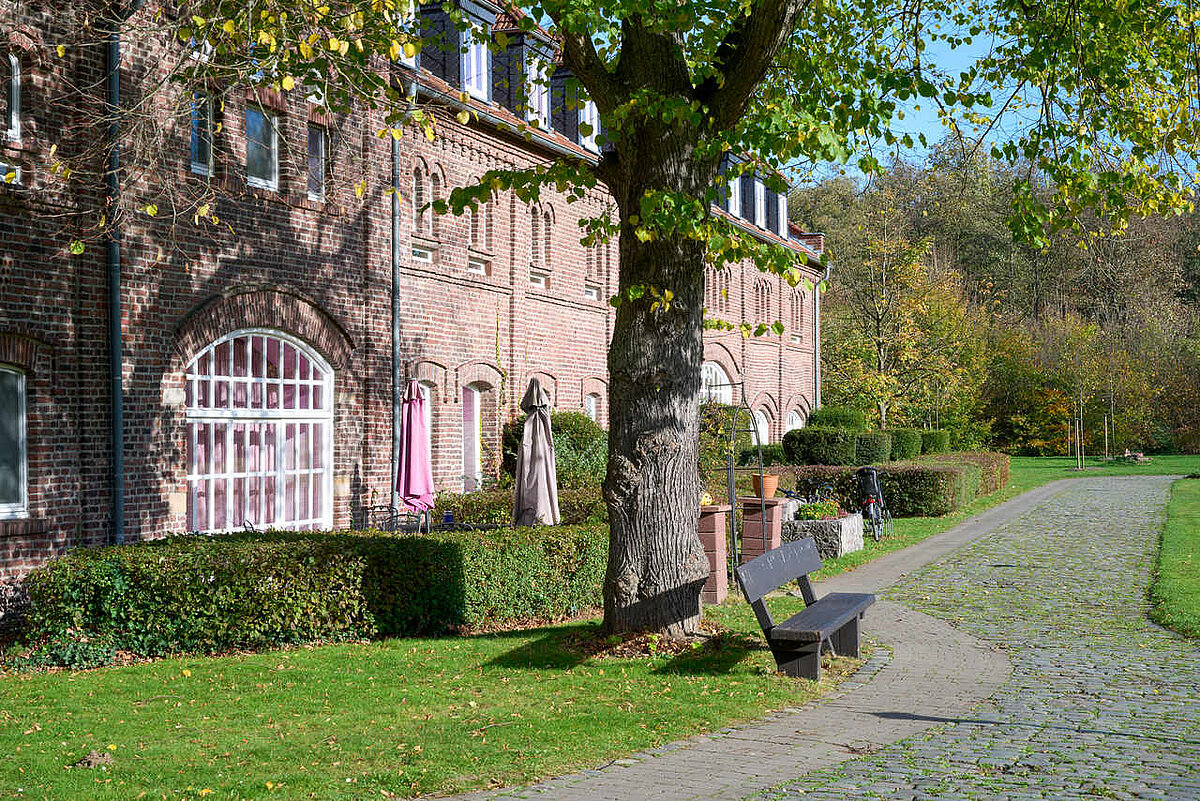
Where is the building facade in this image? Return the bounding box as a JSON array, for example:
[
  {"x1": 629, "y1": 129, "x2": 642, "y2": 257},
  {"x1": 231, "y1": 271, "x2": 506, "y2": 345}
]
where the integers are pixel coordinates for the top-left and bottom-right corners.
[{"x1": 0, "y1": 2, "x2": 824, "y2": 587}]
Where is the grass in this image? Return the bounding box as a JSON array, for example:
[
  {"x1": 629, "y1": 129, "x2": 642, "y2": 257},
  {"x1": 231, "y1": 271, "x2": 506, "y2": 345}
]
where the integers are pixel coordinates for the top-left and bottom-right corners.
[
  {"x1": 1150, "y1": 477, "x2": 1200, "y2": 638},
  {"x1": 0, "y1": 595, "x2": 852, "y2": 800}
]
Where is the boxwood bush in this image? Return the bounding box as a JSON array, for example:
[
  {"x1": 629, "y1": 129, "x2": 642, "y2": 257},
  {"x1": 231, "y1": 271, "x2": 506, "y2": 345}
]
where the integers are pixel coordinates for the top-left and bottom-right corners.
[
  {"x1": 855, "y1": 432, "x2": 893, "y2": 464},
  {"x1": 782, "y1": 426, "x2": 857, "y2": 465},
  {"x1": 921, "y1": 429, "x2": 951, "y2": 454},
  {"x1": 807, "y1": 406, "x2": 866, "y2": 430},
  {"x1": 889, "y1": 428, "x2": 923, "y2": 461},
  {"x1": 433, "y1": 487, "x2": 607, "y2": 527},
  {"x1": 20, "y1": 524, "x2": 608, "y2": 667}
]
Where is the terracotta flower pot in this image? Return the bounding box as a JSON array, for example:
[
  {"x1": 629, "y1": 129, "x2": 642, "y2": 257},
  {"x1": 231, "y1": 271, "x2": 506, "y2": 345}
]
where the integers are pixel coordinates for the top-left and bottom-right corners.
[{"x1": 751, "y1": 473, "x2": 779, "y2": 499}]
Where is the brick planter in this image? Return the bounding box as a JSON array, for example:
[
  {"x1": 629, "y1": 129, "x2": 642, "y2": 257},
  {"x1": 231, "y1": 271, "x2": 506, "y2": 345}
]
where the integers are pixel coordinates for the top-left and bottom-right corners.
[
  {"x1": 738, "y1": 496, "x2": 787, "y2": 564},
  {"x1": 698, "y1": 504, "x2": 731, "y2": 604},
  {"x1": 782, "y1": 513, "x2": 864, "y2": 560}
]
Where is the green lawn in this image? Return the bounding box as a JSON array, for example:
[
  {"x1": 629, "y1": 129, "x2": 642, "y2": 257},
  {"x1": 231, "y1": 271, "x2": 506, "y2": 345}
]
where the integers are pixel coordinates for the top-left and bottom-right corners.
[
  {"x1": 1150, "y1": 478, "x2": 1200, "y2": 638},
  {"x1": 0, "y1": 595, "x2": 845, "y2": 800}
]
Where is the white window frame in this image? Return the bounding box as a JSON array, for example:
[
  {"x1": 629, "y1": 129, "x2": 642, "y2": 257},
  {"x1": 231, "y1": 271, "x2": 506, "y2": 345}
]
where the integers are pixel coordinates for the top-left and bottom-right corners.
[
  {"x1": 461, "y1": 385, "x2": 483, "y2": 492},
  {"x1": 245, "y1": 107, "x2": 278, "y2": 191},
  {"x1": 5, "y1": 52, "x2": 20, "y2": 143},
  {"x1": 579, "y1": 100, "x2": 599, "y2": 151},
  {"x1": 0, "y1": 366, "x2": 28, "y2": 520},
  {"x1": 530, "y1": 270, "x2": 549, "y2": 289},
  {"x1": 526, "y1": 58, "x2": 550, "y2": 129},
  {"x1": 786, "y1": 410, "x2": 804, "y2": 433},
  {"x1": 778, "y1": 192, "x2": 789, "y2": 238},
  {"x1": 700, "y1": 361, "x2": 733, "y2": 405},
  {"x1": 306, "y1": 123, "x2": 326, "y2": 202},
  {"x1": 463, "y1": 37, "x2": 489, "y2": 101},
  {"x1": 754, "y1": 178, "x2": 766, "y2": 228},
  {"x1": 412, "y1": 245, "x2": 433, "y2": 263},
  {"x1": 754, "y1": 409, "x2": 771, "y2": 446},
  {"x1": 190, "y1": 92, "x2": 214, "y2": 176},
  {"x1": 583, "y1": 284, "x2": 601, "y2": 301},
  {"x1": 727, "y1": 174, "x2": 740, "y2": 217},
  {"x1": 184, "y1": 329, "x2": 334, "y2": 532},
  {"x1": 467, "y1": 256, "x2": 489, "y2": 276},
  {"x1": 583, "y1": 393, "x2": 600, "y2": 422}
]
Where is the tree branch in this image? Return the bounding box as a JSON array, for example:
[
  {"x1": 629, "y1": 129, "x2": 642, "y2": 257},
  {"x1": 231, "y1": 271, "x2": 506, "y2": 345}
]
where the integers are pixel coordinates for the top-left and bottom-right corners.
[{"x1": 697, "y1": 0, "x2": 813, "y2": 130}]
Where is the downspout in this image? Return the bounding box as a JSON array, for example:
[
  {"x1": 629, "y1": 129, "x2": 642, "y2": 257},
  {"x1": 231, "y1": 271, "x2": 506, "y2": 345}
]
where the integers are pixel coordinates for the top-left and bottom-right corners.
[
  {"x1": 813, "y1": 262, "x2": 832, "y2": 410},
  {"x1": 105, "y1": 0, "x2": 144, "y2": 545},
  {"x1": 391, "y1": 75, "x2": 419, "y2": 510}
]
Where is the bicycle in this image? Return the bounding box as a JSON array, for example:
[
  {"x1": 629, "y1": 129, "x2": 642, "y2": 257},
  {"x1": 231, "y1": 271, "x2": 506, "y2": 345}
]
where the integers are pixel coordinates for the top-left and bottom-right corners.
[{"x1": 855, "y1": 466, "x2": 893, "y2": 542}]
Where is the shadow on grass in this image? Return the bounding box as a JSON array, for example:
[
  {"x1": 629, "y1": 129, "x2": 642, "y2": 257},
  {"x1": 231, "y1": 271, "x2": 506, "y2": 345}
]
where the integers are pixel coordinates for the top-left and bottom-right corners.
[
  {"x1": 484, "y1": 623, "x2": 599, "y2": 670},
  {"x1": 652, "y1": 631, "x2": 763, "y2": 676}
]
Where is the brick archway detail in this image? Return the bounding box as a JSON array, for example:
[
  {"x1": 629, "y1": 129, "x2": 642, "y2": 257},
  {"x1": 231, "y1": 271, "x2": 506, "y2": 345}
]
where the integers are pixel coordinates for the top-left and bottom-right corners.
[
  {"x1": 0, "y1": 332, "x2": 51, "y2": 374},
  {"x1": 172, "y1": 288, "x2": 354, "y2": 370}
]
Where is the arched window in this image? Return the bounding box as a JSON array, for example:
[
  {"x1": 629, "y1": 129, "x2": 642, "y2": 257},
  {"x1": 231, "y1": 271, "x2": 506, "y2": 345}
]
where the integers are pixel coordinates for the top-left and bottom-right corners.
[
  {"x1": 412, "y1": 168, "x2": 426, "y2": 234},
  {"x1": 753, "y1": 408, "x2": 771, "y2": 446},
  {"x1": 542, "y1": 208, "x2": 553, "y2": 266},
  {"x1": 3, "y1": 52, "x2": 20, "y2": 143},
  {"x1": 700, "y1": 361, "x2": 733, "y2": 405},
  {"x1": 418, "y1": 380, "x2": 436, "y2": 467},
  {"x1": 462, "y1": 383, "x2": 483, "y2": 492},
  {"x1": 0, "y1": 365, "x2": 27, "y2": 519},
  {"x1": 429, "y1": 172, "x2": 442, "y2": 237},
  {"x1": 754, "y1": 279, "x2": 773, "y2": 323},
  {"x1": 530, "y1": 207, "x2": 540, "y2": 265},
  {"x1": 583, "y1": 392, "x2": 602, "y2": 422},
  {"x1": 790, "y1": 288, "x2": 805, "y2": 343},
  {"x1": 185, "y1": 330, "x2": 334, "y2": 532},
  {"x1": 786, "y1": 410, "x2": 804, "y2": 433}
]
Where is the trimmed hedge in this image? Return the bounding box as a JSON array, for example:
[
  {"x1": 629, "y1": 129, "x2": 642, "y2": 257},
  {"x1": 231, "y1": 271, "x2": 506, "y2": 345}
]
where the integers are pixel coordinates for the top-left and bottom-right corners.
[
  {"x1": 21, "y1": 525, "x2": 608, "y2": 666},
  {"x1": 855, "y1": 432, "x2": 893, "y2": 464},
  {"x1": 782, "y1": 426, "x2": 857, "y2": 465},
  {"x1": 433, "y1": 487, "x2": 607, "y2": 527},
  {"x1": 807, "y1": 406, "x2": 866, "y2": 430},
  {"x1": 921, "y1": 429, "x2": 951, "y2": 454},
  {"x1": 772, "y1": 451, "x2": 1010, "y2": 518},
  {"x1": 889, "y1": 428, "x2": 923, "y2": 460},
  {"x1": 737, "y1": 443, "x2": 788, "y2": 467}
]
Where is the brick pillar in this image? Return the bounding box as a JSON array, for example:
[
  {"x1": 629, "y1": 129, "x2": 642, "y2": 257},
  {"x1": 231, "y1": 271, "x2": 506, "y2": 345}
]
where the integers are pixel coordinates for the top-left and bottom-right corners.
[
  {"x1": 698, "y1": 504, "x2": 730, "y2": 605},
  {"x1": 739, "y1": 497, "x2": 786, "y2": 563}
]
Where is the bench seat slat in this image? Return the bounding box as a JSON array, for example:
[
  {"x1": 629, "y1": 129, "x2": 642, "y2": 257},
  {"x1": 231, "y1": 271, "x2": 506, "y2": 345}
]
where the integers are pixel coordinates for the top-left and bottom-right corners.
[{"x1": 769, "y1": 592, "x2": 875, "y2": 643}]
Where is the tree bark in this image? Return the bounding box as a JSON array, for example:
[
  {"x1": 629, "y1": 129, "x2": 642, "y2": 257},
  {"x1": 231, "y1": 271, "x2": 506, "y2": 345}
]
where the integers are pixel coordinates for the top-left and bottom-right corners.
[{"x1": 601, "y1": 132, "x2": 713, "y2": 637}]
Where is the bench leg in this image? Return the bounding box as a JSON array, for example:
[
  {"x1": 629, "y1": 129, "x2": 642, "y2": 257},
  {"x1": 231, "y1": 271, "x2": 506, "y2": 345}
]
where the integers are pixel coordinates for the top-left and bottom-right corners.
[
  {"x1": 770, "y1": 642, "x2": 822, "y2": 681},
  {"x1": 827, "y1": 614, "x2": 862, "y2": 659}
]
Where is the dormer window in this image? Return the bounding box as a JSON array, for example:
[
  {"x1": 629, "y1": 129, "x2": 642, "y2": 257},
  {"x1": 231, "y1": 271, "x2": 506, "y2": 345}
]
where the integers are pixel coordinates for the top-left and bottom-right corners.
[
  {"x1": 526, "y1": 60, "x2": 550, "y2": 129},
  {"x1": 727, "y1": 174, "x2": 741, "y2": 217},
  {"x1": 463, "y1": 37, "x2": 489, "y2": 101},
  {"x1": 579, "y1": 100, "x2": 599, "y2": 151},
  {"x1": 778, "y1": 192, "x2": 789, "y2": 238},
  {"x1": 754, "y1": 178, "x2": 766, "y2": 228},
  {"x1": 3, "y1": 52, "x2": 19, "y2": 143}
]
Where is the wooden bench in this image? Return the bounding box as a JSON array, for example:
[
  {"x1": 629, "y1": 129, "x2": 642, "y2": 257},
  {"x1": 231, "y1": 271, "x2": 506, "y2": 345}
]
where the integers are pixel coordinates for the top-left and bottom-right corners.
[{"x1": 734, "y1": 537, "x2": 875, "y2": 681}]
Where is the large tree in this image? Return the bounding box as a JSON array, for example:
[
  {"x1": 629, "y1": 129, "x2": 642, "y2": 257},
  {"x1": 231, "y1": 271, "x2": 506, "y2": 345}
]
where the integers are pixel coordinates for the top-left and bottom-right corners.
[{"x1": 168, "y1": 0, "x2": 1197, "y2": 634}]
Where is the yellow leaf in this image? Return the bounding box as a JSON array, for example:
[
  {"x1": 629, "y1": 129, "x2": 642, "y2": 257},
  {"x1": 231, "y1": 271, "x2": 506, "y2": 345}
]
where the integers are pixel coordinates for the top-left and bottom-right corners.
[
  {"x1": 328, "y1": 36, "x2": 341, "y2": 51},
  {"x1": 56, "y1": 44, "x2": 65, "y2": 57},
  {"x1": 456, "y1": 110, "x2": 470, "y2": 125},
  {"x1": 281, "y1": 75, "x2": 295, "y2": 90},
  {"x1": 222, "y1": 19, "x2": 236, "y2": 34},
  {"x1": 389, "y1": 40, "x2": 402, "y2": 60},
  {"x1": 299, "y1": 41, "x2": 313, "y2": 58},
  {"x1": 425, "y1": 126, "x2": 434, "y2": 142},
  {"x1": 107, "y1": 743, "x2": 117, "y2": 750},
  {"x1": 355, "y1": 180, "x2": 366, "y2": 199},
  {"x1": 182, "y1": 669, "x2": 191, "y2": 677},
  {"x1": 403, "y1": 42, "x2": 417, "y2": 59}
]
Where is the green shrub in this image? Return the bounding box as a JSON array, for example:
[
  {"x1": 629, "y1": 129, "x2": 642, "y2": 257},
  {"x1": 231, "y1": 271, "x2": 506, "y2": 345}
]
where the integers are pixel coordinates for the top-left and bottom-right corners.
[
  {"x1": 921, "y1": 429, "x2": 951, "y2": 454},
  {"x1": 889, "y1": 428, "x2": 923, "y2": 460},
  {"x1": 21, "y1": 525, "x2": 609, "y2": 667},
  {"x1": 433, "y1": 487, "x2": 607, "y2": 526},
  {"x1": 782, "y1": 427, "x2": 857, "y2": 465},
  {"x1": 737, "y1": 443, "x2": 788, "y2": 467},
  {"x1": 700, "y1": 403, "x2": 754, "y2": 492},
  {"x1": 928, "y1": 451, "x2": 1010, "y2": 497},
  {"x1": 855, "y1": 432, "x2": 893, "y2": 464},
  {"x1": 794, "y1": 500, "x2": 840, "y2": 520},
  {"x1": 501, "y1": 412, "x2": 608, "y2": 490},
  {"x1": 807, "y1": 406, "x2": 866, "y2": 430}
]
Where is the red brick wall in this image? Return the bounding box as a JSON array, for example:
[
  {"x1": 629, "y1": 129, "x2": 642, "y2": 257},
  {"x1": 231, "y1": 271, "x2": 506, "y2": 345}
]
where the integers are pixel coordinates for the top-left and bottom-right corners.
[{"x1": 0, "y1": 6, "x2": 822, "y2": 584}]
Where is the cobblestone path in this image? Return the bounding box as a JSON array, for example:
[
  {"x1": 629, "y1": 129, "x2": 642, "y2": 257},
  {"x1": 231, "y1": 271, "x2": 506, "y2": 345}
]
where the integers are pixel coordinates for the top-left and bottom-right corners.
[{"x1": 759, "y1": 476, "x2": 1200, "y2": 801}]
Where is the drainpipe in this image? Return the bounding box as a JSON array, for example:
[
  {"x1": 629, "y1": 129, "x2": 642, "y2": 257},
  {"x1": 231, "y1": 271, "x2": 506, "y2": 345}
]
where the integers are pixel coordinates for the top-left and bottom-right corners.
[
  {"x1": 105, "y1": 0, "x2": 144, "y2": 545},
  {"x1": 390, "y1": 133, "x2": 401, "y2": 509},
  {"x1": 813, "y1": 262, "x2": 832, "y2": 410}
]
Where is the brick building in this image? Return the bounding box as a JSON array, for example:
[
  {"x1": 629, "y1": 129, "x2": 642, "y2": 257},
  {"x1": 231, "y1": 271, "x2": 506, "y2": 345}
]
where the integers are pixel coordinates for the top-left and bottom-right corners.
[{"x1": 0, "y1": 1, "x2": 824, "y2": 587}]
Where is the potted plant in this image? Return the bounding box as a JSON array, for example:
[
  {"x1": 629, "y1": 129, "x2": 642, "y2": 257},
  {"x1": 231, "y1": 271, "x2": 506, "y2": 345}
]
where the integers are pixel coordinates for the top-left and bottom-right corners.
[{"x1": 750, "y1": 472, "x2": 780, "y2": 499}]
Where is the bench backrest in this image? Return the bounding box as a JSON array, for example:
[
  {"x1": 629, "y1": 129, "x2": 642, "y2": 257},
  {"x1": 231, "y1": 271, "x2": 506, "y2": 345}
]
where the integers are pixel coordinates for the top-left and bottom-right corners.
[{"x1": 734, "y1": 538, "x2": 823, "y2": 631}]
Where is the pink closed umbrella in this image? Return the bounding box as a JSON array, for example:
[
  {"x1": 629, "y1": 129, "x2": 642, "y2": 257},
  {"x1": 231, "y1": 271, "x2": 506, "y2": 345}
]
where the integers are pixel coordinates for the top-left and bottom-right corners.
[{"x1": 396, "y1": 379, "x2": 435, "y2": 512}]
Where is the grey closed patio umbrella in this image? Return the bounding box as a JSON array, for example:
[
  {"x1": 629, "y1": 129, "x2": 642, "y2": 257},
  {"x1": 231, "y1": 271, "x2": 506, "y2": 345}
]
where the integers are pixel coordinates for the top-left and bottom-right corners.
[{"x1": 513, "y1": 377, "x2": 560, "y2": 526}]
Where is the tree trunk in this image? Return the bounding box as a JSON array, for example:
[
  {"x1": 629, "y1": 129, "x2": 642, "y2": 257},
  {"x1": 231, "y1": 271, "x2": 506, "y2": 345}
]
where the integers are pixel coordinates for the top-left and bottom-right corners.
[{"x1": 601, "y1": 138, "x2": 712, "y2": 637}]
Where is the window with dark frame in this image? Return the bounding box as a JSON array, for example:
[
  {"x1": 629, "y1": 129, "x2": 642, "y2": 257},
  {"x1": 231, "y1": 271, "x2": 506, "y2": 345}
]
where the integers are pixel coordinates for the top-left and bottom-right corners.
[
  {"x1": 190, "y1": 92, "x2": 213, "y2": 175},
  {"x1": 0, "y1": 365, "x2": 27, "y2": 519},
  {"x1": 306, "y1": 123, "x2": 326, "y2": 201},
  {"x1": 245, "y1": 107, "x2": 278, "y2": 190}
]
